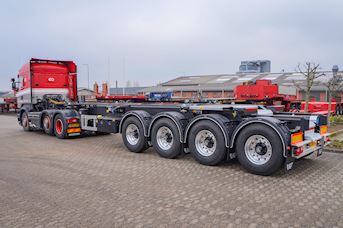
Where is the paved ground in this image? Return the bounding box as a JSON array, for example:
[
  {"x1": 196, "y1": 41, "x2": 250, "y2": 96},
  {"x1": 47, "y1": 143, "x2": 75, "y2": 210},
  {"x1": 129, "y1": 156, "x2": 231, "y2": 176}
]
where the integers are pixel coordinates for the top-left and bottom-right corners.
[{"x1": 1, "y1": 114, "x2": 343, "y2": 228}]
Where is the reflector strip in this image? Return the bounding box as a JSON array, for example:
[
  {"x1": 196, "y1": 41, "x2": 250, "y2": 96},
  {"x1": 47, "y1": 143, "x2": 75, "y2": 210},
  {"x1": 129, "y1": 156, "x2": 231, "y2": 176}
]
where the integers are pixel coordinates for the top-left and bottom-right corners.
[
  {"x1": 68, "y1": 123, "x2": 80, "y2": 128},
  {"x1": 67, "y1": 128, "x2": 81, "y2": 134},
  {"x1": 291, "y1": 132, "x2": 303, "y2": 145},
  {"x1": 320, "y1": 125, "x2": 328, "y2": 135}
]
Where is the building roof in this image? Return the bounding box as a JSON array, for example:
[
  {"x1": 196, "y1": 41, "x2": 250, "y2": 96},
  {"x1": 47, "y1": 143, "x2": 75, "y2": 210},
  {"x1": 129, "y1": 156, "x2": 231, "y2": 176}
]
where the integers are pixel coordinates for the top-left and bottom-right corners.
[
  {"x1": 140, "y1": 71, "x2": 343, "y2": 93},
  {"x1": 77, "y1": 87, "x2": 95, "y2": 96},
  {"x1": 0, "y1": 91, "x2": 14, "y2": 98}
]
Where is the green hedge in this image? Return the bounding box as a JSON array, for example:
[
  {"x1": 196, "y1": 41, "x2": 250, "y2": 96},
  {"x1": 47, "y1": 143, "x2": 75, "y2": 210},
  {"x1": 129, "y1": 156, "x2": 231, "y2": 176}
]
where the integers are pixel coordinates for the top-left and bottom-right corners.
[
  {"x1": 330, "y1": 115, "x2": 343, "y2": 124},
  {"x1": 328, "y1": 140, "x2": 343, "y2": 149}
]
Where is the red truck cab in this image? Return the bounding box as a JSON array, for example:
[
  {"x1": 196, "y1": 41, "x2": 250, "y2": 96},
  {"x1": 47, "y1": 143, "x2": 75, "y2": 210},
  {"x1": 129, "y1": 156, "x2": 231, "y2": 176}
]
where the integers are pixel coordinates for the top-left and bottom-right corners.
[{"x1": 16, "y1": 58, "x2": 77, "y2": 107}]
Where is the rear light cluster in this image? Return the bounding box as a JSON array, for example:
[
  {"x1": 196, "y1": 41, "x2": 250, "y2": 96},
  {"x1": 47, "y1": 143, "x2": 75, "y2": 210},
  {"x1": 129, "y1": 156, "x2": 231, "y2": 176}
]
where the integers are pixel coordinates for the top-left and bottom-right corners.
[{"x1": 66, "y1": 118, "x2": 81, "y2": 134}]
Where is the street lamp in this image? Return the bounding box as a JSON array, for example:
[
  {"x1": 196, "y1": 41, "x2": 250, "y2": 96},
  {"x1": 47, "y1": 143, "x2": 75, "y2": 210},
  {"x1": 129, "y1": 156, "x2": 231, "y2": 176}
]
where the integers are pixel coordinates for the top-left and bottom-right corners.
[
  {"x1": 83, "y1": 64, "x2": 90, "y2": 89},
  {"x1": 332, "y1": 65, "x2": 339, "y2": 76}
]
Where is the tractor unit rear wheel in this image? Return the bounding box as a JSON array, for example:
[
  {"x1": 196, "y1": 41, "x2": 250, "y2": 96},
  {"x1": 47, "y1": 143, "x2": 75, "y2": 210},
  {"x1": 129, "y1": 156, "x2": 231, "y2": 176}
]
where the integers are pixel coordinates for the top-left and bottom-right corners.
[
  {"x1": 21, "y1": 112, "x2": 31, "y2": 132},
  {"x1": 151, "y1": 118, "x2": 182, "y2": 159},
  {"x1": 42, "y1": 114, "x2": 53, "y2": 135},
  {"x1": 235, "y1": 123, "x2": 284, "y2": 176},
  {"x1": 121, "y1": 116, "x2": 148, "y2": 153},
  {"x1": 54, "y1": 114, "x2": 68, "y2": 139}
]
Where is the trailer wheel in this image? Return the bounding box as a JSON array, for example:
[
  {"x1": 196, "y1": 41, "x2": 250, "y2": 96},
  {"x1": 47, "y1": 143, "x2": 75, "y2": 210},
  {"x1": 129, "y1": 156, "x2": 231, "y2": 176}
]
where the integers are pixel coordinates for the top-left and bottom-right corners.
[
  {"x1": 188, "y1": 120, "x2": 226, "y2": 166},
  {"x1": 151, "y1": 118, "x2": 182, "y2": 159},
  {"x1": 42, "y1": 114, "x2": 53, "y2": 135},
  {"x1": 235, "y1": 124, "x2": 284, "y2": 176},
  {"x1": 122, "y1": 116, "x2": 148, "y2": 153},
  {"x1": 54, "y1": 114, "x2": 68, "y2": 139},
  {"x1": 21, "y1": 112, "x2": 31, "y2": 131}
]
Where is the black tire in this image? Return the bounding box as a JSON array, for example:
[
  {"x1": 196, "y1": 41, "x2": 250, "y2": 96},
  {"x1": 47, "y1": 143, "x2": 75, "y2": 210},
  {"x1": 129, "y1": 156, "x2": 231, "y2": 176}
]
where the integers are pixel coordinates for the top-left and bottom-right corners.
[
  {"x1": 188, "y1": 120, "x2": 226, "y2": 166},
  {"x1": 54, "y1": 114, "x2": 68, "y2": 139},
  {"x1": 151, "y1": 118, "x2": 182, "y2": 159},
  {"x1": 339, "y1": 105, "x2": 343, "y2": 115},
  {"x1": 121, "y1": 116, "x2": 148, "y2": 153},
  {"x1": 235, "y1": 123, "x2": 284, "y2": 176},
  {"x1": 42, "y1": 114, "x2": 53, "y2": 135},
  {"x1": 21, "y1": 112, "x2": 31, "y2": 131}
]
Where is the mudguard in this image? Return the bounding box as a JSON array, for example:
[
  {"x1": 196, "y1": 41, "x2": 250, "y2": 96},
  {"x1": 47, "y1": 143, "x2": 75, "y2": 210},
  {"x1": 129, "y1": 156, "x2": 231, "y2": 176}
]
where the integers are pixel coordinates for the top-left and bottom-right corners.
[
  {"x1": 230, "y1": 116, "x2": 291, "y2": 157},
  {"x1": 148, "y1": 111, "x2": 188, "y2": 143},
  {"x1": 184, "y1": 114, "x2": 234, "y2": 147},
  {"x1": 119, "y1": 110, "x2": 152, "y2": 137}
]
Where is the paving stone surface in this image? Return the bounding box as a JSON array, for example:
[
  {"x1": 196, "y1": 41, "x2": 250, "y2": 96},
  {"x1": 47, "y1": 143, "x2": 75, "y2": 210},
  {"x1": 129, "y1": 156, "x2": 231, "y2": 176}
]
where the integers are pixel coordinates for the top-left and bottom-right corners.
[{"x1": 0, "y1": 114, "x2": 343, "y2": 227}]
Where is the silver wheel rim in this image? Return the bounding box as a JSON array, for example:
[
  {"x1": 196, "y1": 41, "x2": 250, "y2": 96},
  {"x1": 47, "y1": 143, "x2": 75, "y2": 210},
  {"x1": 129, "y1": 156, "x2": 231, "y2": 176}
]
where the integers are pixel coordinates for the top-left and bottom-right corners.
[
  {"x1": 244, "y1": 135, "x2": 272, "y2": 165},
  {"x1": 195, "y1": 130, "x2": 217, "y2": 156},
  {"x1": 156, "y1": 126, "x2": 174, "y2": 150},
  {"x1": 43, "y1": 116, "x2": 50, "y2": 129},
  {"x1": 126, "y1": 124, "x2": 140, "y2": 145},
  {"x1": 22, "y1": 114, "x2": 28, "y2": 127}
]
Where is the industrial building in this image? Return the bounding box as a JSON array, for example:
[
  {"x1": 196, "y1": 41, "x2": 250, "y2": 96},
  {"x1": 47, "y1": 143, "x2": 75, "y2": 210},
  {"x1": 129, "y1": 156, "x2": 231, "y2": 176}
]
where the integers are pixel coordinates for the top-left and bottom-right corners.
[{"x1": 140, "y1": 71, "x2": 343, "y2": 102}]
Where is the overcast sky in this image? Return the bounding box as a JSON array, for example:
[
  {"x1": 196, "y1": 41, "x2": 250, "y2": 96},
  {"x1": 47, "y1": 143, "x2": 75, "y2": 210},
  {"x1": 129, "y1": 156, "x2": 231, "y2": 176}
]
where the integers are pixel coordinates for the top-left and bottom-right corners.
[{"x1": 0, "y1": 0, "x2": 342, "y2": 90}]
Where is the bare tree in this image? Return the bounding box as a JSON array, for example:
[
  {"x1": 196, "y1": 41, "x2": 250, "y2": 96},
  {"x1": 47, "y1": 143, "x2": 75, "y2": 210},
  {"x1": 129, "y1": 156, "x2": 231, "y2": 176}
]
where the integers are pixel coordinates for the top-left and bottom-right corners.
[
  {"x1": 325, "y1": 70, "x2": 343, "y2": 125},
  {"x1": 295, "y1": 62, "x2": 325, "y2": 112}
]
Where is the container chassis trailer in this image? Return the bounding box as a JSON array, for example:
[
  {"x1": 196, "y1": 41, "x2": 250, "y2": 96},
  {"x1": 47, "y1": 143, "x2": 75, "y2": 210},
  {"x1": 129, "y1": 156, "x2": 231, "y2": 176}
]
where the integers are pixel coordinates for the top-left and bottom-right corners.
[
  {"x1": 18, "y1": 98, "x2": 329, "y2": 176},
  {"x1": 15, "y1": 59, "x2": 330, "y2": 176}
]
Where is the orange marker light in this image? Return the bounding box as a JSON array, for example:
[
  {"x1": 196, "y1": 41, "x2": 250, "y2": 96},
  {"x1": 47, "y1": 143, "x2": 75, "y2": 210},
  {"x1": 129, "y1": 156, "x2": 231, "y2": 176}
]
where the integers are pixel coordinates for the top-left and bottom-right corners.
[
  {"x1": 291, "y1": 132, "x2": 303, "y2": 145},
  {"x1": 320, "y1": 125, "x2": 328, "y2": 135}
]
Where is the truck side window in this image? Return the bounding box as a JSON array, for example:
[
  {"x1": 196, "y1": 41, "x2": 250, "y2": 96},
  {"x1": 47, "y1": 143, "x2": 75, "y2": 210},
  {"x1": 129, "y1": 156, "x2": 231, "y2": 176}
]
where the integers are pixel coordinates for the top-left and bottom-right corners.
[{"x1": 19, "y1": 75, "x2": 24, "y2": 89}]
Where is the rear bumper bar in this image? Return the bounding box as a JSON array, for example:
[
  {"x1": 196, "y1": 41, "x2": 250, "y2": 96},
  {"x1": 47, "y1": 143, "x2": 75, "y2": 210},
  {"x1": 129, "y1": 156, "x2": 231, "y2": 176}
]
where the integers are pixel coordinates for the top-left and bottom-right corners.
[{"x1": 292, "y1": 133, "x2": 330, "y2": 159}]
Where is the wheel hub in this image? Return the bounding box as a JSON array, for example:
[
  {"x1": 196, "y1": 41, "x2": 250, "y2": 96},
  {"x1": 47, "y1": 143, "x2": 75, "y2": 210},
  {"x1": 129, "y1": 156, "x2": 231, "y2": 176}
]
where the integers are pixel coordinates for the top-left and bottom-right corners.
[
  {"x1": 156, "y1": 126, "x2": 174, "y2": 150},
  {"x1": 255, "y1": 143, "x2": 267, "y2": 155},
  {"x1": 195, "y1": 130, "x2": 217, "y2": 157},
  {"x1": 244, "y1": 135, "x2": 272, "y2": 165},
  {"x1": 55, "y1": 119, "x2": 63, "y2": 134},
  {"x1": 205, "y1": 137, "x2": 214, "y2": 148},
  {"x1": 126, "y1": 124, "x2": 140, "y2": 145}
]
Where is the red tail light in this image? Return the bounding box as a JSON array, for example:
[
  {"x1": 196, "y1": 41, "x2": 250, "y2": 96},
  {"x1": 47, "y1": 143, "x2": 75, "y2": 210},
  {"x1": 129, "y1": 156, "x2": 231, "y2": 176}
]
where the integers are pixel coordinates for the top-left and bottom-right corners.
[
  {"x1": 295, "y1": 147, "x2": 304, "y2": 156},
  {"x1": 67, "y1": 118, "x2": 78, "y2": 123}
]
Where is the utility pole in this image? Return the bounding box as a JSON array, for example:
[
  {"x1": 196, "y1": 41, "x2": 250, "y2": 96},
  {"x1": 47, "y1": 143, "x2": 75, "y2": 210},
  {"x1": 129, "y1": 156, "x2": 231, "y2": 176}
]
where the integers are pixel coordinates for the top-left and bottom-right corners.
[
  {"x1": 83, "y1": 64, "x2": 90, "y2": 89},
  {"x1": 108, "y1": 56, "x2": 111, "y2": 95},
  {"x1": 123, "y1": 57, "x2": 126, "y2": 95}
]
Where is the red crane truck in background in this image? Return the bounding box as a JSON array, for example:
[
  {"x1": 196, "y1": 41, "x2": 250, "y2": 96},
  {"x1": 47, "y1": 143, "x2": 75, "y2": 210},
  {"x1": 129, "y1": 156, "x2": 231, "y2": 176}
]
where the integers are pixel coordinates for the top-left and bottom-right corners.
[
  {"x1": 233, "y1": 80, "x2": 297, "y2": 112},
  {"x1": 15, "y1": 58, "x2": 330, "y2": 176},
  {"x1": 233, "y1": 79, "x2": 343, "y2": 115},
  {"x1": 92, "y1": 79, "x2": 342, "y2": 116},
  {"x1": 0, "y1": 79, "x2": 18, "y2": 112}
]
